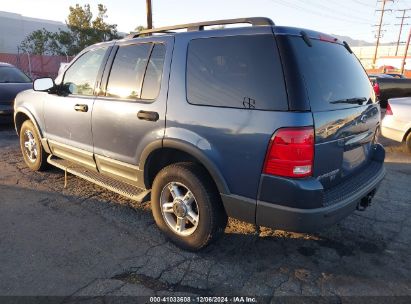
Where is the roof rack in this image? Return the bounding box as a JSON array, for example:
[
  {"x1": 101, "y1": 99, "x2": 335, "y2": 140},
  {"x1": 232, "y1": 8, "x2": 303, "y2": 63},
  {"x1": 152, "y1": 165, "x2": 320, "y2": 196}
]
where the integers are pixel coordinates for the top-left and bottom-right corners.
[{"x1": 129, "y1": 17, "x2": 274, "y2": 38}]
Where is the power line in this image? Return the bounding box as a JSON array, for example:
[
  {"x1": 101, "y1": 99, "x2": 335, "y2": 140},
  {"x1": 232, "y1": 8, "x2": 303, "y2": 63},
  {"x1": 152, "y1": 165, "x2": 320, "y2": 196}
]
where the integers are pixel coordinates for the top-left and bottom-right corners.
[
  {"x1": 373, "y1": 0, "x2": 394, "y2": 66},
  {"x1": 352, "y1": 0, "x2": 370, "y2": 6},
  {"x1": 401, "y1": 27, "x2": 411, "y2": 73},
  {"x1": 271, "y1": 0, "x2": 372, "y2": 25},
  {"x1": 294, "y1": 0, "x2": 373, "y2": 21},
  {"x1": 395, "y1": 9, "x2": 411, "y2": 55}
]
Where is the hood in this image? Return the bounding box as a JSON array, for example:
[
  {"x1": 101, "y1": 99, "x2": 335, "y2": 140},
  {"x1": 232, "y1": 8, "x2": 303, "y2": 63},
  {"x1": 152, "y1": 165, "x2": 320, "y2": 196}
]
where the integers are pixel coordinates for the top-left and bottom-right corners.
[{"x1": 0, "y1": 83, "x2": 33, "y2": 102}]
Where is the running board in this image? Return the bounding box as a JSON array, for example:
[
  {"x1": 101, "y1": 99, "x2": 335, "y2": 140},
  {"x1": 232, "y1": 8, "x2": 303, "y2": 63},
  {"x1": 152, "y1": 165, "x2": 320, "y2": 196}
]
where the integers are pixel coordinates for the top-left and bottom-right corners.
[{"x1": 47, "y1": 155, "x2": 150, "y2": 202}]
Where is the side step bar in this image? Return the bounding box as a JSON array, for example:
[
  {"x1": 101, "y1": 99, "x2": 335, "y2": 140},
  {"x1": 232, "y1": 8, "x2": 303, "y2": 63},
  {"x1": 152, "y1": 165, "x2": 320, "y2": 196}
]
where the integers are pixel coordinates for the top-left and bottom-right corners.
[{"x1": 47, "y1": 155, "x2": 150, "y2": 202}]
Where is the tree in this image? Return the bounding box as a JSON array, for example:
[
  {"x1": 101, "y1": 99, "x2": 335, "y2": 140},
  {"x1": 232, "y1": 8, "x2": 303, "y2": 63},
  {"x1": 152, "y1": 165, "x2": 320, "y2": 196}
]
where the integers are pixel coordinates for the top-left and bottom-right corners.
[
  {"x1": 132, "y1": 25, "x2": 148, "y2": 37},
  {"x1": 134, "y1": 25, "x2": 146, "y2": 32},
  {"x1": 92, "y1": 4, "x2": 119, "y2": 41},
  {"x1": 20, "y1": 28, "x2": 57, "y2": 55},
  {"x1": 20, "y1": 3, "x2": 121, "y2": 56},
  {"x1": 66, "y1": 3, "x2": 121, "y2": 54}
]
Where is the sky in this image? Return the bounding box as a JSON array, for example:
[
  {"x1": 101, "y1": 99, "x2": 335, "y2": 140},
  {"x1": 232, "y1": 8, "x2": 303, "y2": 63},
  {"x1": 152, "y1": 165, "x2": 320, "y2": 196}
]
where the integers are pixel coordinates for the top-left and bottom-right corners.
[{"x1": 2, "y1": 0, "x2": 411, "y2": 43}]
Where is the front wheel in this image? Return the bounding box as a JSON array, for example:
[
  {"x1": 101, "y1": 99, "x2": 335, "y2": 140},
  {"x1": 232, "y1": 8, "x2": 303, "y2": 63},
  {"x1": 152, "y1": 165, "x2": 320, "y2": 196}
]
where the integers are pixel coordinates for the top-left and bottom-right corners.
[
  {"x1": 19, "y1": 120, "x2": 49, "y2": 171},
  {"x1": 151, "y1": 162, "x2": 227, "y2": 251}
]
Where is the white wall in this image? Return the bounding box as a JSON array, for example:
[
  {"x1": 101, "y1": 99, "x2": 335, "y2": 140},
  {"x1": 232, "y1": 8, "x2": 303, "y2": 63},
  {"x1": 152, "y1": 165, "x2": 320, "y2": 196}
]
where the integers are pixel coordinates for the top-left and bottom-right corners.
[
  {"x1": 0, "y1": 11, "x2": 67, "y2": 54},
  {"x1": 352, "y1": 45, "x2": 411, "y2": 69}
]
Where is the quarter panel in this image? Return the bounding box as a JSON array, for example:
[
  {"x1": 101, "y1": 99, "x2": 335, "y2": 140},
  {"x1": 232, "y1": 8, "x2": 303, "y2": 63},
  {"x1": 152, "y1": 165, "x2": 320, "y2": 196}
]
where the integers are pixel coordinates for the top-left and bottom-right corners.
[{"x1": 166, "y1": 33, "x2": 313, "y2": 199}]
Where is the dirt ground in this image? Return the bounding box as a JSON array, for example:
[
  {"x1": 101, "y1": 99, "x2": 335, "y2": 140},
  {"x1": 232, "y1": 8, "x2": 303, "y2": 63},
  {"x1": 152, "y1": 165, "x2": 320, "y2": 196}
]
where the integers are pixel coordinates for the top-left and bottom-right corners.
[{"x1": 0, "y1": 122, "x2": 410, "y2": 301}]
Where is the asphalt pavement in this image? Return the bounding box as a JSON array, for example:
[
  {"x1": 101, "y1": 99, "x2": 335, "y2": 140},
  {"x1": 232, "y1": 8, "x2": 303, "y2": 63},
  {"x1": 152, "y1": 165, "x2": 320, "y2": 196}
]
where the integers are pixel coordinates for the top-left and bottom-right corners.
[{"x1": 0, "y1": 123, "x2": 410, "y2": 301}]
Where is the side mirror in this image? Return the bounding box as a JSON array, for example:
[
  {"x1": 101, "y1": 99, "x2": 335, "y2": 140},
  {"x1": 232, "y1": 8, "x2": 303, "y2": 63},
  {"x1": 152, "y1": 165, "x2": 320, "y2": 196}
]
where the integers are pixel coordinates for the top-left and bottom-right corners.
[{"x1": 33, "y1": 77, "x2": 54, "y2": 92}]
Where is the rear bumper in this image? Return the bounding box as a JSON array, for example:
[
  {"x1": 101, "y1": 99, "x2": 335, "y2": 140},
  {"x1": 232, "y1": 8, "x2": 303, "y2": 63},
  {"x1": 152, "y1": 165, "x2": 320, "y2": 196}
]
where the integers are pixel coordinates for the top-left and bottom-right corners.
[
  {"x1": 255, "y1": 162, "x2": 385, "y2": 232},
  {"x1": 221, "y1": 148, "x2": 386, "y2": 232}
]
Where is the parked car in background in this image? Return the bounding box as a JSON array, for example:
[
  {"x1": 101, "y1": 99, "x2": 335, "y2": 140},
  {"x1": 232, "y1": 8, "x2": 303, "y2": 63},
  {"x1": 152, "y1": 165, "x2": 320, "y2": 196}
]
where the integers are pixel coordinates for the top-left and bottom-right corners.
[
  {"x1": 14, "y1": 17, "x2": 385, "y2": 251},
  {"x1": 382, "y1": 98, "x2": 411, "y2": 153},
  {"x1": 0, "y1": 63, "x2": 32, "y2": 122},
  {"x1": 368, "y1": 73, "x2": 393, "y2": 83},
  {"x1": 386, "y1": 73, "x2": 407, "y2": 79},
  {"x1": 370, "y1": 74, "x2": 411, "y2": 108}
]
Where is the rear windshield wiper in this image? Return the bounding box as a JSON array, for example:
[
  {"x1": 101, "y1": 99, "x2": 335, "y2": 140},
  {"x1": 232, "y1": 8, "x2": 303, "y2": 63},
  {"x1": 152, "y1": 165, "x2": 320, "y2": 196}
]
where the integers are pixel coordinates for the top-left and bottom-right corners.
[{"x1": 330, "y1": 97, "x2": 367, "y2": 105}]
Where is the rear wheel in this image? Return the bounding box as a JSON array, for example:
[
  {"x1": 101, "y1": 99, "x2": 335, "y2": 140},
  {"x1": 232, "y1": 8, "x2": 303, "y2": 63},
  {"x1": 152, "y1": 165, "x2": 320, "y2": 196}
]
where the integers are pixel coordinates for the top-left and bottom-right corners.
[
  {"x1": 19, "y1": 120, "x2": 48, "y2": 171},
  {"x1": 406, "y1": 132, "x2": 411, "y2": 154},
  {"x1": 151, "y1": 162, "x2": 227, "y2": 251}
]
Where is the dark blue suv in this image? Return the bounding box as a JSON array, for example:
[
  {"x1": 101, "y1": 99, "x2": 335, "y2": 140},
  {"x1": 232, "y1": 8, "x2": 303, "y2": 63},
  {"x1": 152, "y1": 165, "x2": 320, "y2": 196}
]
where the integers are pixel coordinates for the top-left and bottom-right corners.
[{"x1": 14, "y1": 18, "x2": 385, "y2": 250}]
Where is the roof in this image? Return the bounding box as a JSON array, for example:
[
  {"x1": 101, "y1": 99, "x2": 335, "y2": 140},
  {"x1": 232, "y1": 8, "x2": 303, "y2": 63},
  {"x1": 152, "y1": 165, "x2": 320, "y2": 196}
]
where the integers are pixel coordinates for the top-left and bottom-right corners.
[
  {"x1": 125, "y1": 17, "x2": 341, "y2": 43},
  {"x1": 86, "y1": 17, "x2": 346, "y2": 52},
  {"x1": 128, "y1": 17, "x2": 274, "y2": 38}
]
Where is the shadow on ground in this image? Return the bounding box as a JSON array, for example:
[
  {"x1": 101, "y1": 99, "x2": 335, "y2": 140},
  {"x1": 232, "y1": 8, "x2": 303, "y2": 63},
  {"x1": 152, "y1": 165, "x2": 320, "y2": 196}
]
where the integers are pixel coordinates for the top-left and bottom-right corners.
[{"x1": 0, "y1": 123, "x2": 410, "y2": 297}]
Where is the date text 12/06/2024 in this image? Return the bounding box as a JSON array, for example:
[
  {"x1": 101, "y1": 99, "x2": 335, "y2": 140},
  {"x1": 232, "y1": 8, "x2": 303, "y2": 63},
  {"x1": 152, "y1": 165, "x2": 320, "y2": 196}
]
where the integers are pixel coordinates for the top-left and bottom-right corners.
[{"x1": 149, "y1": 296, "x2": 257, "y2": 303}]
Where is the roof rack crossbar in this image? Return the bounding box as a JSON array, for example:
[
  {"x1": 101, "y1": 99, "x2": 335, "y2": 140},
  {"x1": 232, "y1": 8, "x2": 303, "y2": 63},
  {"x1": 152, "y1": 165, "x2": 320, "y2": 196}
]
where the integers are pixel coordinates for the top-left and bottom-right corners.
[{"x1": 130, "y1": 17, "x2": 274, "y2": 37}]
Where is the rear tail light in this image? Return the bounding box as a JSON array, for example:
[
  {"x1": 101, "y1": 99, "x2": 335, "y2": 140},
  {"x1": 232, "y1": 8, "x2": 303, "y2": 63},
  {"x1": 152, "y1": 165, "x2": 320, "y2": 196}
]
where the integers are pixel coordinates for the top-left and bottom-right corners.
[
  {"x1": 263, "y1": 127, "x2": 314, "y2": 178},
  {"x1": 373, "y1": 82, "x2": 380, "y2": 97},
  {"x1": 386, "y1": 102, "x2": 393, "y2": 115}
]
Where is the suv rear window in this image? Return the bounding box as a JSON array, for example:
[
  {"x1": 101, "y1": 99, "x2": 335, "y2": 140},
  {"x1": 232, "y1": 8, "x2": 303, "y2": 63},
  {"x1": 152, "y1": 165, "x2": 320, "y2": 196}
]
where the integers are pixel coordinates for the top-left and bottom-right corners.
[
  {"x1": 285, "y1": 37, "x2": 374, "y2": 111},
  {"x1": 186, "y1": 35, "x2": 287, "y2": 110}
]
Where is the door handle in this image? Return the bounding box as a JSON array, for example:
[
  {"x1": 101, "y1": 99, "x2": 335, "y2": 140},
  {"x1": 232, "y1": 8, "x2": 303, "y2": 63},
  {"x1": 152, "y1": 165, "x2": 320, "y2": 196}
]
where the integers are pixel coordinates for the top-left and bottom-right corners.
[
  {"x1": 74, "y1": 104, "x2": 88, "y2": 112},
  {"x1": 137, "y1": 110, "x2": 159, "y2": 121}
]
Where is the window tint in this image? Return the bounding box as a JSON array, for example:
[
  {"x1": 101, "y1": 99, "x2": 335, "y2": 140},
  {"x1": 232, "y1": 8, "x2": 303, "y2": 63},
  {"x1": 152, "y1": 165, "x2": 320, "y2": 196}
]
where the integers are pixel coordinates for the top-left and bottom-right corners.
[
  {"x1": 186, "y1": 35, "x2": 287, "y2": 110},
  {"x1": 141, "y1": 44, "x2": 166, "y2": 100},
  {"x1": 63, "y1": 48, "x2": 107, "y2": 96},
  {"x1": 106, "y1": 43, "x2": 151, "y2": 99},
  {"x1": 286, "y1": 37, "x2": 374, "y2": 111},
  {"x1": 0, "y1": 67, "x2": 31, "y2": 83}
]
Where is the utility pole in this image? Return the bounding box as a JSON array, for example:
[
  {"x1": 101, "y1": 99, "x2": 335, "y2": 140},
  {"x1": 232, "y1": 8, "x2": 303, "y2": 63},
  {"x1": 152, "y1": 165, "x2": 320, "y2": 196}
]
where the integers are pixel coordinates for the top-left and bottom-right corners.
[
  {"x1": 373, "y1": 0, "x2": 393, "y2": 66},
  {"x1": 401, "y1": 27, "x2": 411, "y2": 74},
  {"x1": 146, "y1": 0, "x2": 153, "y2": 29},
  {"x1": 395, "y1": 9, "x2": 411, "y2": 56}
]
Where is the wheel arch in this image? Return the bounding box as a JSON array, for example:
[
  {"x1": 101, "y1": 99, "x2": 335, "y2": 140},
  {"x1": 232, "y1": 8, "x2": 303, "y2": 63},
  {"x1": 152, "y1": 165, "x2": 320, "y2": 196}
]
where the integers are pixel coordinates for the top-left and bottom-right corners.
[
  {"x1": 14, "y1": 108, "x2": 43, "y2": 138},
  {"x1": 403, "y1": 127, "x2": 411, "y2": 142},
  {"x1": 141, "y1": 139, "x2": 230, "y2": 195}
]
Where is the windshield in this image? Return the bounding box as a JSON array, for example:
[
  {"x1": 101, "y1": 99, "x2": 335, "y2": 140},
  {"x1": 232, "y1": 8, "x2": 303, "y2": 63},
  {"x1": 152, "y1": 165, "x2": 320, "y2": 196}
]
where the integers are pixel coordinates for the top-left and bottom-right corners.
[
  {"x1": 286, "y1": 37, "x2": 374, "y2": 111},
  {"x1": 0, "y1": 66, "x2": 32, "y2": 83}
]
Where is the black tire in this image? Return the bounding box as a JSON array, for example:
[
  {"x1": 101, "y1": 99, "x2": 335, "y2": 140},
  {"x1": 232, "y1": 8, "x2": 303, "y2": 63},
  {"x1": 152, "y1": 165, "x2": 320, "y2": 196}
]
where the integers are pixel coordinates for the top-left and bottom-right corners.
[
  {"x1": 406, "y1": 132, "x2": 411, "y2": 154},
  {"x1": 19, "y1": 120, "x2": 49, "y2": 171},
  {"x1": 374, "y1": 126, "x2": 381, "y2": 145},
  {"x1": 151, "y1": 162, "x2": 227, "y2": 251}
]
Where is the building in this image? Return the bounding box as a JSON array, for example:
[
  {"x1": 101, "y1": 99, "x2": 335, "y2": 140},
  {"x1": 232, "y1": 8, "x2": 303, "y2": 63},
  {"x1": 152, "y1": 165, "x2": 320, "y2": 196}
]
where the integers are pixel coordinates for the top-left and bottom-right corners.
[
  {"x1": 352, "y1": 45, "x2": 411, "y2": 70},
  {"x1": 0, "y1": 11, "x2": 67, "y2": 54}
]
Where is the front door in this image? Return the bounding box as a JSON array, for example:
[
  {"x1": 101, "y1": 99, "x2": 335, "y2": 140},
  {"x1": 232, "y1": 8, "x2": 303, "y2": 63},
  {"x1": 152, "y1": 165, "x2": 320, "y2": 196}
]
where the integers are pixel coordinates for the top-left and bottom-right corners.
[
  {"x1": 92, "y1": 36, "x2": 173, "y2": 186},
  {"x1": 44, "y1": 46, "x2": 110, "y2": 170}
]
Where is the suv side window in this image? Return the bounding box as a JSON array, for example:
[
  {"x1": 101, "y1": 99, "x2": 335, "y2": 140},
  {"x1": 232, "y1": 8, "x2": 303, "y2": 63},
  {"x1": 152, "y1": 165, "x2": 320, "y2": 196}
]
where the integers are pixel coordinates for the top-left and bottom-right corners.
[
  {"x1": 106, "y1": 43, "x2": 152, "y2": 100},
  {"x1": 63, "y1": 47, "x2": 107, "y2": 96},
  {"x1": 186, "y1": 35, "x2": 287, "y2": 110},
  {"x1": 141, "y1": 44, "x2": 166, "y2": 100}
]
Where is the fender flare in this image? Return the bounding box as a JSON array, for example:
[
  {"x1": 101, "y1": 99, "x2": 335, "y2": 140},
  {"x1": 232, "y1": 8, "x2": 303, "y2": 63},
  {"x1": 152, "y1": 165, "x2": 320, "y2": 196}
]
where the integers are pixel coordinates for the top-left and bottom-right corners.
[
  {"x1": 14, "y1": 107, "x2": 51, "y2": 154},
  {"x1": 140, "y1": 138, "x2": 230, "y2": 194},
  {"x1": 14, "y1": 107, "x2": 43, "y2": 137}
]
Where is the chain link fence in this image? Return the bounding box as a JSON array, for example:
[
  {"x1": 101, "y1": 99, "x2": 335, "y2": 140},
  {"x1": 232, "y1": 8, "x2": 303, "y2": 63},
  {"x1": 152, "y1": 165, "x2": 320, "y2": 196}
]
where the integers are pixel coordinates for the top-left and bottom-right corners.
[{"x1": 0, "y1": 53, "x2": 72, "y2": 79}]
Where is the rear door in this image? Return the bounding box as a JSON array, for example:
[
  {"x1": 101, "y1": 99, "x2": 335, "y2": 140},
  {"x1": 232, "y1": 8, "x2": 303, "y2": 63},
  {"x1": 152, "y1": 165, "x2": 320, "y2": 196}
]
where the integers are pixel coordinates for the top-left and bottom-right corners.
[
  {"x1": 280, "y1": 36, "x2": 379, "y2": 189},
  {"x1": 91, "y1": 36, "x2": 173, "y2": 186}
]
